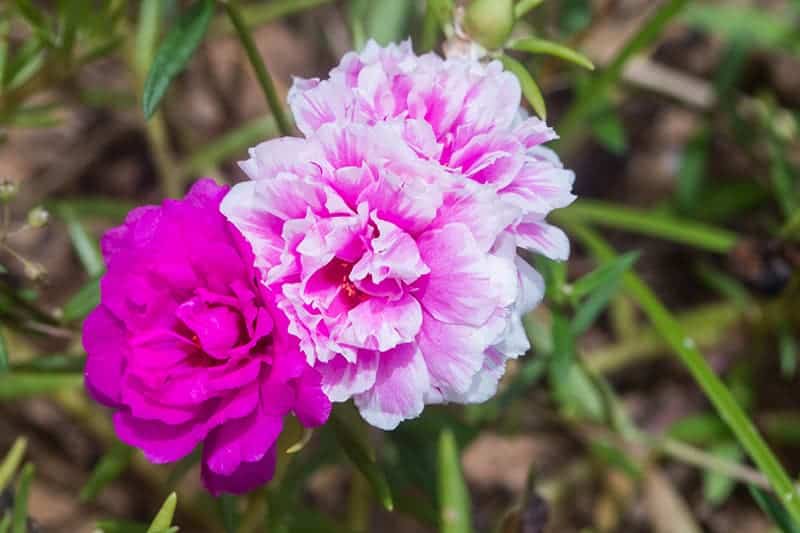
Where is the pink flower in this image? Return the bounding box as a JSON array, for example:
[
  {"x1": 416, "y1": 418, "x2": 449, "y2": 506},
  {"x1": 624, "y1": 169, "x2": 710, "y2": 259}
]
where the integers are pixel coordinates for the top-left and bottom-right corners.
[
  {"x1": 288, "y1": 40, "x2": 575, "y2": 261},
  {"x1": 82, "y1": 179, "x2": 330, "y2": 495},
  {"x1": 221, "y1": 123, "x2": 541, "y2": 429}
]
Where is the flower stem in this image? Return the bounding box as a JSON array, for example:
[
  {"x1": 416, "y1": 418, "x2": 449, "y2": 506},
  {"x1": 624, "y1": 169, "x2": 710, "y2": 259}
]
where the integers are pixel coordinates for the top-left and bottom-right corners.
[
  {"x1": 223, "y1": 1, "x2": 292, "y2": 137},
  {"x1": 568, "y1": 221, "x2": 800, "y2": 524}
]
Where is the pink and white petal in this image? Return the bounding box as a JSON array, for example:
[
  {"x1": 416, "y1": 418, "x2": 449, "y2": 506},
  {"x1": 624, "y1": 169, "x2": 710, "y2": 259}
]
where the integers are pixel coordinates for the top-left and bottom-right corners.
[
  {"x1": 336, "y1": 294, "x2": 423, "y2": 352},
  {"x1": 418, "y1": 310, "x2": 506, "y2": 398},
  {"x1": 417, "y1": 223, "x2": 507, "y2": 327},
  {"x1": 287, "y1": 78, "x2": 352, "y2": 137},
  {"x1": 515, "y1": 256, "x2": 546, "y2": 315},
  {"x1": 433, "y1": 184, "x2": 518, "y2": 252},
  {"x1": 450, "y1": 348, "x2": 508, "y2": 404},
  {"x1": 499, "y1": 161, "x2": 576, "y2": 216},
  {"x1": 351, "y1": 215, "x2": 429, "y2": 285},
  {"x1": 202, "y1": 444, "x2": 276, "y2": 496},
  {"x1": 240, "y1": 137, "x2": 324, "y2": 180},
  {"x1": 354, "y1": 343, "x2": 430, "y2": 430},
  {"x1": 513, "y1": 117, "x2": 558, "y2": 149},
  {"x1": 514, "y1": 218, "x2": 570, "y2": 261},
  {"x1": 318, "y1": 351, "x2": 379, "y2": 402}
]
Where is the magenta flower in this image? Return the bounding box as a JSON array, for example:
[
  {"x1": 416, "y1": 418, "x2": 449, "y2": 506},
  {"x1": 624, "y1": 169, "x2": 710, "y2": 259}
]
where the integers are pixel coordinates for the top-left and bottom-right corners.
[
  {"x1": 82, "y1": 179, "x2": 330, "y2": 495},
  {"x1": 288, "y1": 40, "x2": 576, "y2": 261},
  {"x1": 221, "y1": 123, "x2": 541, "y2": 429}
]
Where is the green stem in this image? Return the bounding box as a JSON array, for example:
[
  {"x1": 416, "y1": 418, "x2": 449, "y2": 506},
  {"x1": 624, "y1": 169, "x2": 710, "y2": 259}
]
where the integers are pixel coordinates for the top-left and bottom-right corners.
[
  {"x1": 569, "y1": 222, "x2": 800, "y2": 524},
  {"x1": 224, "y1": 1, "x2": 292, "y2": 137},
  {"x1": 514, "y1": 0, "x2": 545, "y2": 19},
  {"x1": 554, "y1": 199, "x2": 738, "y2": 253}
]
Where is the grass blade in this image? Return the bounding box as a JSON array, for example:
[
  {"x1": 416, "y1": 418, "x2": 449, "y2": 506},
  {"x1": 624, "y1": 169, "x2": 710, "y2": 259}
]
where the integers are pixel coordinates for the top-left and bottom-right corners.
[
  {"x1": 58, "y1": 206, "x2": 104, "y2": 278},
  {"x1": 0, "y1": 372, "x2": 83, "y2": 399},
  {"x1": 0, "y1": 438, "x2": 27, "y2": 493},
  {"x1": 569, "y1": 221, "x2": 800, "y2": 525},
  {"x1": 146, "y1": 492, "x2": 177, "y2": 533},
  {"x1": 499, "y1": 54, "x2": 546, "y2": 119},
  {"x1": 509, "y1": 37, "x2": 594, "y2": 70},
  {"x1": 330, "y1": 412, "x2": 394, "y2": 511},
  {"x1": 438, "y1": 428, "x2": 472, "y2": 533},
  {"x1": 80, "y1": 442, "x2": 133, "y2": 502},
  {"x1": 0, "y1": 327, "x2": 8, "y2": 373},
  {"x1": 11, "y1": 463, "x2": 33, "y2": 533},
  {"x1": 142, "y1": 0, "x2": 215, "y2": 119}
]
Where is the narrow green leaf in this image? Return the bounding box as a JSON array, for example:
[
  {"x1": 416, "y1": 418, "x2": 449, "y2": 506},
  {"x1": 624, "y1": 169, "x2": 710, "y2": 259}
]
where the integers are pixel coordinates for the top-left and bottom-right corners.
[
  {"x1": 0, "y1": 326, "x2": 8, "y2": 373},
  {"x1": 146, "y1": 492, "x2": 177, "y2": 533},
  {"x1": 514, "y1": 0, "x2": 544, "y2": 19},
  {"x1": 703, "y1": 441, "x2": 743, "y2": 506},
  {"x1": 134, "y1": 0, "x2": 164, "y2": 78},
  {"x1": 217, "y1": 494, "x2": 239, "y2": 533},
  {"x1": 80, "y1": 442, "x2": 133, "y2": 502},
  {"x1": 571, "y1": 275, "x2": 625, "y2": 336},
  {"x1": 61, "y1": 278, "x2": 100, "y2": 323},
  {"x1": 437, "y1": 428, "x2": 472, "y2": 533},
  {"x1": 676, "y1": 129, "x2": 709, "y2": 213},
  {"x1": 0, "y1": 513, "x2": 10, "y2": 533},
  {"x1": 59, "y1": 206, "x2": 104, "y2": 278},
  {"x1": 0, "y1": 372, "x2": 83, "y2": 399},
  {"x1": 510, "y1": 37, "x2": 594, "y2": 70},
  {"x1": 428, "y1": 0, "x2": 454, "y2": 31},
  {"x1": 554, "y1": 199, "x2": 738, "y2": 253},
  {"x1": 0, "y1": 438, "x2": 27, "y2": 493},
  {"x1": 570, "y1": 251, "x2": 640, "y2": 302},
  {"x1": 330, "y1": 412, "x2": 394, "y2": 511},
  {"x1": 11, "y1": 354, "x2": 85, "y2": 373},
  {"x1": 750, "y1": 485, "x2": 800, "y2": 533},
  {"x1": 779, "y1": 324, "x2": 799, "y2": 380},
  {"x1": 96, "y1": 520, "x2": 149, "y2": 533},
  {"x1": 11, "y1": 463, "x2": 33, "y2": 533},
  {"x1": 363, "y1": 0, "x2": 414, "y2": 46},
  {"x1": 590, "y1": 109, "x2": 627, "y2": 154},
  {"x1": 569, "y1": 222, "x2": 800, "y2": 525},
  {"x1": 142, "y1": 0, "x2": 215, "y2": 119},
  {"x1": 667, "y1": 414, "x2": 730, "y2": 446},
  {"x1": 5, "y1": 46, "x2": 45, "y2": 92},
  {"x1": 499, "y1": 54, "x2": 546, "y2": 119}
]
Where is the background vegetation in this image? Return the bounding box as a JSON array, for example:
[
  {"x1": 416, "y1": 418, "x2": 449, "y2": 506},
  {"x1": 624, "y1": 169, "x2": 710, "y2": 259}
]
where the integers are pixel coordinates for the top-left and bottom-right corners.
[{"x1": 0, "y1": 0, "x2": 799, "y2": 531}]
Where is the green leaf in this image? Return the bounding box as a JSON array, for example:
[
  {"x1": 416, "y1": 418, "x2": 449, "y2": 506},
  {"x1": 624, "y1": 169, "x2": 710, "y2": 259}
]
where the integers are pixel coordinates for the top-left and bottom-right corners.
[
  {"x1": 96, "y1": 520, "x2": 150, "y2": 533},
  {"x1": 364, "y1": 0, "x2": 414, "y2": 46},
  {"x1": 330, "y1": 412, "x2": 393, "y2": 511},
  {"x1": 217, "y1": 494, "x2": 239, "y2": 533},
  {"x1": 146, "y1": 492, "x2": 178, "y2": 533},
  {"x1": 62, "y1": 278, "x2": 100, "y2": 323},
  {"x1": 427, "y1": 0, "x2": 454, "y2": 31},
  {"x1": 555, "y1": 199, "x2": 738, "y2": 253},
  {"x1": 0, "y1": 513, "x2": 10, "y2": 533},
  {"x1": 0, "y1": 327, "x2": 8, "y2": 373},
  {"x1": 11, "y1": 354, "x2": 85, "y2": 373},
  {"x1": 569, "y1": 251, "x2": 640, "y2": 303},
  {"x1": 0, "y1": 372, "x2": 83, "y2": 399},
  {"x1": 509, "y1": 37, "x2": 594, "y2": 70},
  {"x1": 80, "y1": 442, "x2": 133, "y2": 502},
  {"x1": 11, "y1": 463, "x2": 33, "y2": 533},
  {"x1": 437, "y1": 428, "x2": 472, "y2": 533},
  {"x1": 667, "y1": 414, "x2": 730, "y2": 446},
  {"x1": 750, "y1": 486, "x2": 800, "y2": 533},
  {"x1": 590, "y1": 109, "x2": 627, "y2": 154},
  {"x1": 0, "y1": 438, "x2": 27, "y2": 493},
  {"x1": 703, "y1": 441, "x2": 743, "y2": 506},
  {"x1": 514, "y1": 0, "x2": 545, "y2": 19},
  {"x1": 676, "y1": 129, "x2": 709, "y2": 213},
  {"x1": 681, "y1": 4, "x2": 798, "y2": 52},
  {"x1": 142, "y1": 0, "x2": 215, "y2": 119},
  {"x1": 571, "y1": 273, "x2": 625, "y2": 336},
  {"x1": 499, "y1": 54, "x2": 546, "y2": 119},
  {"x1": 780, "y1": 323, "x2": 799, "y2": 380},
  {"x1": 58, "y1": 206, "x2": 104, "y2": 278},
  {"x1": 558, "y1": 0, "x2": 592, "y2": 35}
]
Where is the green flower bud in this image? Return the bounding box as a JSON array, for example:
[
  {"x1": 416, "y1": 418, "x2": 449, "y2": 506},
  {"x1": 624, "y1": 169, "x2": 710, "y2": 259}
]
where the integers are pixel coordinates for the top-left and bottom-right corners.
[
  {"x1": 0, "y1": 179, "x2": 18, "y2": 202},
  {"x1": 463, "y1": 0, "x2": 515, "y2": 50},
  {"x1": 27, "y1": 206, "x2": 49, "y2": 228}
]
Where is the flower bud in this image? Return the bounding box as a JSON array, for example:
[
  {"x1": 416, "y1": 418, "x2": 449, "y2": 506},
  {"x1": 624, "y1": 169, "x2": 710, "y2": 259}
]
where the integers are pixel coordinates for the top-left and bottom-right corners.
[
  {"x1": 27, "y1": 206, "x2": 49, "y2": 228},
  {"x1": 463, "y1": 0, "x2": 515, "y2": 50},
  {"x1": 0, "y1": 179, "x2": 18, "y2": 202}
]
